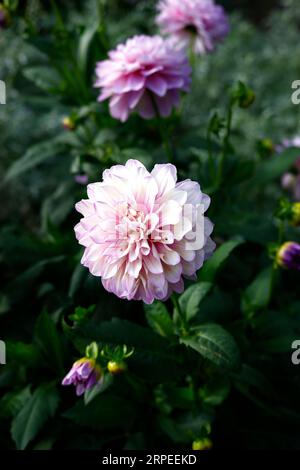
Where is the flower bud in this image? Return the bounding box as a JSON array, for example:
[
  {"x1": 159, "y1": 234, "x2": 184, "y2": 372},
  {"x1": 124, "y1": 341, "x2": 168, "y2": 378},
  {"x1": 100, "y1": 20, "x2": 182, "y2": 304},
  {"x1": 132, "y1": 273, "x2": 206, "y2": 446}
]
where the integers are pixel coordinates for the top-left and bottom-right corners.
[
  {"x1": 291, "y1": 203, "x2": 300, "y2": 226},
  {"x1": 276, "y1": 242, "x2": 300, "y2": 271},
  {"x1": 62, "y1": 357, "x2": 102, "y2": 396},
  {"x1": 107, "y1": 360, "x2": 127, "y2": 375},
  {"x1": 62, "y1": 116, "x2": 75, "y2": 131},
  {"x1": 0, "y1": 4, "x2": 10, "y2": 28},
  {"x1": 231, "y1": 81, "x2": 255, "y2": 109},
  {"x1": 257, "y1": 138, "x2": 274, "y2": 158},
  {"x1": 192, "y1": 438, "x2": 213, "y2": 451}
]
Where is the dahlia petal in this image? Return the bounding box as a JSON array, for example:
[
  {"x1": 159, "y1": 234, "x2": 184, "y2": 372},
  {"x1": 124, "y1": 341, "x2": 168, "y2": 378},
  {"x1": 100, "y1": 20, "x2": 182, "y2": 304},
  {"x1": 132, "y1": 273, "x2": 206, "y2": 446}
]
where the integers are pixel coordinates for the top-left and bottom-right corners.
[
  {"x1": 144, "y1": 253, "x2": 164, "y2": 274},
  {"x1": 109, "y1": 94, "x2": 130, "y2": 122},
  {"x1": 146, "y1": 75, "x2": 168, "y2": 97},
  {"x1": 136, "y1": 92, "x2": 156, "y2": 119},
  {"x1": 151, "y1": 163, "x2": 177, "y2": 197}
]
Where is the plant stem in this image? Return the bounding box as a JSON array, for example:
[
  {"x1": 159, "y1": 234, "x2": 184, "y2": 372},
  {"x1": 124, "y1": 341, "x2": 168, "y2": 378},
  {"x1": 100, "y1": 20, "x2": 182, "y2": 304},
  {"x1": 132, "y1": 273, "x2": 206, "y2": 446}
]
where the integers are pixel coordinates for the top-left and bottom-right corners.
[
  {"x1": 278, "y1": 219, "x2": 286, "y2": 244},
  {"x1": 206, "y1": 127, "x2": 216, "y2": 182},
  {"x1": 149, "y1": 93, "x2": 174, "y2": 162},
  {"x1": 171, "y1": 294, "x2": 188, "y2": 334},
  {"x1": 97, "y1": 0, "x2": 109, "y2": 51},
  {"x1": 216, "y1": 103, "x2": 233, "y2": 187}
]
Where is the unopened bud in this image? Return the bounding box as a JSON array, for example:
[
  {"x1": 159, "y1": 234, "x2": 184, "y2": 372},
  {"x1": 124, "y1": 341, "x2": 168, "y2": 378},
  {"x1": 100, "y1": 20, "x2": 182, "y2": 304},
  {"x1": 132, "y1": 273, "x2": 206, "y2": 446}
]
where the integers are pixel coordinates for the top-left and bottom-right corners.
[
  {"x1": 62, "y1": 116, "x2": 75, "y2": 131},
  {"x1": 107, "y1": 360, "x2": 127, "y2": 375},
  {"x1": 232, "y1": 81, "x2": 255, "y2": 109},
  {"x1": 276, "y1": 242, "x2": 300, "y2": 271},
  {"x1": 291, "y1": 203, "x2": 300, "y2": 226},
  {"x1": 192, "y1": 438, "x2": 213, "y2": 451}
]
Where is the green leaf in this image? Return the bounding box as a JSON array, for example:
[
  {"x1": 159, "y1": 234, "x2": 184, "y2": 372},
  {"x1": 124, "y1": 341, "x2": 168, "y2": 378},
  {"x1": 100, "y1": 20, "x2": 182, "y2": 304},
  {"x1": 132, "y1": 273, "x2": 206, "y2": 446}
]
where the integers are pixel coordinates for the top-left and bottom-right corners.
[
  {"x1": 23, "y1": 66, "x2": 61, "y2": 92},
  {"x1": 78, "y1": 19, "x2": 99, "y2": 75},
  {"x1": 68, "y1": 262, "x2": 88, "y2": 299},
  {"x1": 11, "y1": 383, "x2": 59, "y2": 450},
  {"x1": 180, "y1": 324, "x2": 240, "y2": 370},
  {"x1": 5, "y1": 256, "x2": 64, "y2": 305},
  {"x1": 85, "y1": 341, "x2": 98, "y2": 360},
  {"x1": 199, "y1": 238, "x2": 244, "y2": 283},
  {"x1": 64, "y1": 394, "x2": 136, "y2": 430},
  {"x1": 84, "y1": 374, "x2": 113, "y2": 405},
  {"x1": 0, "y1": 386, "x2": 31, "y2": 419},
  {"x1": 248, "y1": 147, "x2": 300, "y2": 187},
  {"x1": 41, "y1": 181, "x2": 75, "y2": 229},
  {"x1": 257, "y1": 335, "x2": 296, "y2": 354},
  {"x1": 35, "y1": 312, "x2": 64, "y2": 374},
  {"x1": 233, "y1": 364, "x2": 276, "y2": 399},
  {"x1": 144, "y1": 301, "x2": 174, "y2": 337},
  {"x1": 6, "y1": 342, "x2": 42, "y2": 367},
  {"x1": 199, "y1": 375, "x2": 230, "y2": 406},
  {"x1": 241, "y1": 266, "x2": 273, "y2": 316},
  {"x1": 5, "y1": 139, "x2": 66, "y2": 181},
  {"x1": 159, "y1": 412, "x2": 212, "y2": 443},
  {"x1": 69, "y1": 305, "x2": 95, "y2": 324},
  {"x1": 179, "y1": 282, "x2": 212, "y2": 321}
]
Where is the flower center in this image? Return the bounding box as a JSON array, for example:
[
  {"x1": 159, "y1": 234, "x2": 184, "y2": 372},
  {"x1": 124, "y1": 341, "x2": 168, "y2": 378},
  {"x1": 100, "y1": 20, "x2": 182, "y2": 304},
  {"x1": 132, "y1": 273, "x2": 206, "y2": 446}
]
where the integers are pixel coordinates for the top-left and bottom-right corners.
[
  {"x1": 185, "y1": 24, "x2": 198, "y2": 36},
  {"x1": 117, "y1": 204, "x2": 150, "y2": 243}
]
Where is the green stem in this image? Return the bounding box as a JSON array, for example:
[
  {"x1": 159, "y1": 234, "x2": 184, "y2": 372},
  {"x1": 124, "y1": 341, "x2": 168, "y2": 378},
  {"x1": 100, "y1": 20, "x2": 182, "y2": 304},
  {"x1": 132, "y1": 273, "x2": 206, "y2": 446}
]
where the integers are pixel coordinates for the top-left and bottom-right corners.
[
  {"x1": 216, "y1": 103, "x2": 233, "y2": 187},
  {"x1": 149, "y1": 93, "x2": 174, "y2": 162},
  {"x1": 171, "y1": 294, "x2": 188, "y2": 334},
  {"x1": 97, "y1": 0, "x2": 109, "y2": 51},
  {"x1": 278, "y1": 219, "x2": 286, "y2": 244},
  {"x1": 206, "y1": 127, "x2": 215, "y2": 182}
]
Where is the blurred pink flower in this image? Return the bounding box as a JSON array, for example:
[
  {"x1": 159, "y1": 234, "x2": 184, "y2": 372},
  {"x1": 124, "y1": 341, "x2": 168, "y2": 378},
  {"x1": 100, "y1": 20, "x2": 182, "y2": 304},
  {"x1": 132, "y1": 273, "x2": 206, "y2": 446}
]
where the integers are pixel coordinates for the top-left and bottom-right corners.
[
  {"x1": 277, "y1": 136, "x2": 300, "y2": 201},
  {"x1": 75, "y1": 160, "x2": 215, "y2": 304},
  {"x1": 95, "y1": 35, "x2": 191, "y2": 122},
  {"x1": 156, "y1": 0, "x2": 229, "y2": 55},
  {"x1": 75, "y1": 174, "x2": 89, "y2": 185}
]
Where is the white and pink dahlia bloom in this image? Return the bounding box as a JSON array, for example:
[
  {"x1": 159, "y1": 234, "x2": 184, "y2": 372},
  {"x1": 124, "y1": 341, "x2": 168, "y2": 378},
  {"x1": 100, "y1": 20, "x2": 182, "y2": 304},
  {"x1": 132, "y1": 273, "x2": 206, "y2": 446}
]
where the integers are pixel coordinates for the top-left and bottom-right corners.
[
  {"x1": 75, "y1": 160, "x2": 215, "y2": 304},
  {"x1": 94, "y1": 35, "x2": 191, "y2": 122},
  {"x1": 156, "y1": 0, "x2": 230, "y2": 55}
]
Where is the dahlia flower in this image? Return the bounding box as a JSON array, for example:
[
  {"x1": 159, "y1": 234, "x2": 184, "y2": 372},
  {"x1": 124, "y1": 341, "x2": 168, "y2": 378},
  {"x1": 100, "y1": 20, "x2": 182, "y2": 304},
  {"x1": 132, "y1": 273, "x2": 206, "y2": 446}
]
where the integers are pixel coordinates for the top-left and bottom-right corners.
[
  {"x1": 95, "y1": 35, "x2": 191, "y2": 122},
  {"x1": 75, "y1": 159, "x2": 215, "y2": 304},
  {"x1": 156, "y1": 0, "x2": 230, "y2": 55},
  {"x1": 62, "y1": 357, "x2": 102, "y2": 396},
  {"x1": 276, "y1": 242, "x2": 300, "y2": 271}
]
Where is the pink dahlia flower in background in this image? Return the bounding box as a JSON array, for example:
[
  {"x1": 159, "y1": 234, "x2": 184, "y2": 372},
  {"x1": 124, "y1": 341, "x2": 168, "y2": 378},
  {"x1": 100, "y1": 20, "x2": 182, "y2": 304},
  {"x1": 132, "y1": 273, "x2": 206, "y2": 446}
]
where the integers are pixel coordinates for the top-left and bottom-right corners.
[
  {"x1": 95, "y1": 35, "x2": 191, "y2": 122},
  {"x1": 75, "y1": 160, "x2": 215, "y2": 304},
  {"x1": 156, "y1": 0, "x2": 230, "y2": 55},
  {"x1": 62, "y1": 358, "x2": 102, "y2": 396},
  {"x1": 277, "y1": 136, "x2": 300, "y2": 201}
]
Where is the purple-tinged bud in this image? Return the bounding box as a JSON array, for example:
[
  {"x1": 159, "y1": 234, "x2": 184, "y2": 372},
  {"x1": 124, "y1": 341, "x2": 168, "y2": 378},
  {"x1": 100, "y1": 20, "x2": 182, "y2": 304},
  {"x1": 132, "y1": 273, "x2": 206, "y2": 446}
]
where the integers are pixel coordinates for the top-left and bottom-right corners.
[
  {"x1": 62, "y1": 116, "x2": 75, "y2": 131},
  {"x1": 62, "y1": 357, "x2": 102, "y2": 396},
  {"x1": 276, "y1": 242, "x2": 300, "y2": 271}
]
